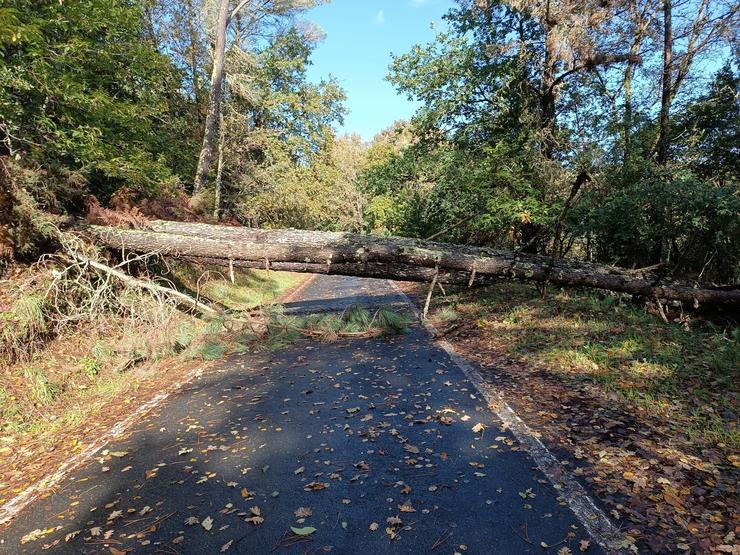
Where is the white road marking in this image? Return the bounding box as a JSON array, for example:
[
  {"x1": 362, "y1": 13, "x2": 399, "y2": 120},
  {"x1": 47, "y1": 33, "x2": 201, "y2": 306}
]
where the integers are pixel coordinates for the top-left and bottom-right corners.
[{"x1": 0, "y1": 365, "x2": 206, "y2": 527}]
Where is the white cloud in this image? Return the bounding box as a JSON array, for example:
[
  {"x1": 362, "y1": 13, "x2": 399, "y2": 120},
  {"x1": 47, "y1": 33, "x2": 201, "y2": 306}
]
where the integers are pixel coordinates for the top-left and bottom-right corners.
[
  {"x1": 374, "y1": 9, "x2": 385, "y2": 24},
  {"x1": 410, "y1": 0, "x2": 430, "y2": 6}
]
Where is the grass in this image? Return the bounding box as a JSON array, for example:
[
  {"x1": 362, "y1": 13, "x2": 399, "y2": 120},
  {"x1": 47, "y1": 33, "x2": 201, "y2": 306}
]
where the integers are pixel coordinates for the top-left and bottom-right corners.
[
  {"x1": 427, "y1": 282, "x2": 739, "y2": 450},
  {"x1": 194, "y1": 304, "x2": 414, "y2": 356},
  {"x1": 170, "y1": 263, "x2": 304, "y2": 311},
  {"x1": 0, "y1": 291, "x2": 50, "y2": 362}
]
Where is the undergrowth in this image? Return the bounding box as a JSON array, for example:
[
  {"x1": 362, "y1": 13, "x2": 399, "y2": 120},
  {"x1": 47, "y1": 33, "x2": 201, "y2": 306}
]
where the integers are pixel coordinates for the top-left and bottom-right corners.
[
  {"x1": 426, "y1": 282, "x2": 739, "y2": 450},
  {"x1": 188, "y1": 304, "x2": 413, "y2": 358}
]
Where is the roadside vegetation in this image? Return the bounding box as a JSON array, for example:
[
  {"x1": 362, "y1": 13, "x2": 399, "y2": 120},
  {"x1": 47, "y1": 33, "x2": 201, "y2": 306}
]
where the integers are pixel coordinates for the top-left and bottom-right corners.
[
  {"x1": 413, "y1": 281, "x2": 738, "y2": 552},
  {"x1": 0, "y1": 263, "x2": 301, "y2": 440},
  {"x1": 0, "y1": 252, "x2": 411, "y2": 505},
  {"x1": 426, "y1": 283, "x2": 738, "y2": 449}
]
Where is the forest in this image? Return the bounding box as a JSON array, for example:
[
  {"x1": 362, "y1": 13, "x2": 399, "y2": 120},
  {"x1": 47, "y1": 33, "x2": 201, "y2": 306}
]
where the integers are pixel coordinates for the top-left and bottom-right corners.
[{"x1": 0, "y1": 2, "x2": 738, "y2": 553}]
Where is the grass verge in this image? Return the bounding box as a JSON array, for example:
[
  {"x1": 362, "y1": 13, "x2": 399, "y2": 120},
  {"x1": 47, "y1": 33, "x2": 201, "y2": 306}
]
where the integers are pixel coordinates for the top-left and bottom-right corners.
[
  {"x1": 424, "y1": 282, "x2": 738, "y2": 449},
  {"x1": 0, "y1": 265, "x2": 310, "y2": 502},
  {"x1": 408, "y1": 280, "x2": 738, "y2": 552}
]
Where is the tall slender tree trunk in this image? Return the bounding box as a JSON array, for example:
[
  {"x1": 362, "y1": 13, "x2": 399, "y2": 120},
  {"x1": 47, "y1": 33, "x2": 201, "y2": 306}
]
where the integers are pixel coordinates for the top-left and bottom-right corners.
[
  {"x1": 193, "y1": 0, "x2": 230, "y2": 194},
  {"x1": 540, "y1": 24, "x2": 558, "y2": 162},
  {"x1": 622, "y1": 35, "x2": 642, "y2": 169},
  {"x1": 186, "y1": 0, "x2": 204, "y2": 120},
  {"x1": 657, "y1": 0, "x2": 673, "y2": 166},
  {"x1": 213, "y1": 109, "x2": 225, "y2": 220}
]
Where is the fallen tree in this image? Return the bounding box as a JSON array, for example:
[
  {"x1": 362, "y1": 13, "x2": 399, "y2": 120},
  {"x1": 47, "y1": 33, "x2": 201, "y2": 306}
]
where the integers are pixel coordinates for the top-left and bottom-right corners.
[{"x1": 83, "y1": 220, "x2": 740, "y2": 306}]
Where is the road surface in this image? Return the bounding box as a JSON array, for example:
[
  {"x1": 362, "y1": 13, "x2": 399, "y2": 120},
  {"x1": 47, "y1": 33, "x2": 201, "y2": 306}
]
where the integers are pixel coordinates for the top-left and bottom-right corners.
[{"x1": 0, "y1": 276, "x2": 604, "y2": 554}]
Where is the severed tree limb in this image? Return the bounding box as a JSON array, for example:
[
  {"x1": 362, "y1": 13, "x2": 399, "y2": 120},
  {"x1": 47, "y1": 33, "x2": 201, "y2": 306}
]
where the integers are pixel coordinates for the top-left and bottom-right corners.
[
  {"x1": 68, "y1": 250, "x2": 220, "y2": 317},
  {"x1": 82, "y1": 222, "x2": 740, "y2": 307},
  {"x1": 423, "y1": 266, "x2": 439, "y2": 320}
]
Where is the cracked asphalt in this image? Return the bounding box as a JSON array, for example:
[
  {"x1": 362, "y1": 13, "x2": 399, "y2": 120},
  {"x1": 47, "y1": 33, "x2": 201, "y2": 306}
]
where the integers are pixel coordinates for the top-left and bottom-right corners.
[{"x1": 0, "y1": 275, "x2": 604, "y2": 554}]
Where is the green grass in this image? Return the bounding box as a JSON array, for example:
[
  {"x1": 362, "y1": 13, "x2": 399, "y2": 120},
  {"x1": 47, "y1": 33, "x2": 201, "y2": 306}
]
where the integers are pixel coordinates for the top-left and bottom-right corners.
[
  {"x1": 428, "y1": 282, "x2": 739, "y2": 449},
  {"x1": 0, "y1": 292, "x2": 50, "y2": 361},
  {"x1": 171, "y1": 263, "x2": 304, "y2": 311},
  {"x1": 23, "y1": 366, "x2": 62, "y2": 406}
]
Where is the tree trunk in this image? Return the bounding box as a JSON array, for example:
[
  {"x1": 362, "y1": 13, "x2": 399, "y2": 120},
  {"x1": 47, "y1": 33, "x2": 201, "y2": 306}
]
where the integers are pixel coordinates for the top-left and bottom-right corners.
[
  {"x1": 186, "y1": 0, "x2": 204, "y2": 120},
  {"x1": 83, "y1": 221, "x2": 740, "y2": 306},
  {"x1": 192, "y1": 0, "x2": 230, "y2": 194},
  {"x1": 657, "y1": 0, "x2": 673, "y2": 166},
  {"x1": 213, "y1": 109, "x2": 225, "y2": 220}
]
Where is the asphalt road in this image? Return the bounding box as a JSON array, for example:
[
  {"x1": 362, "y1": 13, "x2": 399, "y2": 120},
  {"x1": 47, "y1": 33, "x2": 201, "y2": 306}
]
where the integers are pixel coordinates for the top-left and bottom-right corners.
[{"x1": 0, "y1": 275, "x2": 603, "y2": 554}]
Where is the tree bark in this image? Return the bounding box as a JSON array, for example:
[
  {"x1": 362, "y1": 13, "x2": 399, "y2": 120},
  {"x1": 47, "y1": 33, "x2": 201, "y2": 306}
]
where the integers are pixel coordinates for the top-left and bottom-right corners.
[
  {"x1": 83, "y1": 221, "x2": 740, "y2": 306},
  {"x1": 213, "y1": 109, "x2": 225, "y2": 220},
  {"x1": 192, "y1": 0, "x2": 230, "y2": 194},
  {"x1": 657, "y1": 0, "x2": 673, "y2": 166}
]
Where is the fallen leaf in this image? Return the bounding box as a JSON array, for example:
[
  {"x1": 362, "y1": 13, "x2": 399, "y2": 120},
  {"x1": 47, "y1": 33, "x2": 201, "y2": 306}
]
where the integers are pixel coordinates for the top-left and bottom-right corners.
[
  {"x1": 202, "y1": 516, "x2": 214, "y2": 531},
  {"x1": 221, "y1": 540, "x2": 233, "y2": 552},
  {"x1": 369, "y1": 522, "x2": 379, "y2": 531},
  {"x1": 471, "y1": 423, "x2": 486, "y2": 433},
  {"x1": 63, "y1": 530, "x2": 80, "y2": 543},
  {"x1": 184, "y1": 517, "x2": 199, "y2": 526},
  {"x1": 304, "y1": 482, "x2": 329, "y2": 491},
  {"x1": 398, "y1": 502, "x2": 416, "y2": 513},
  {"x1": 290, "y1": 526, "x2": 317, "y2": 536},
  {"x1": 294, "y1": 507, "x2": 313, "y2": 518}
]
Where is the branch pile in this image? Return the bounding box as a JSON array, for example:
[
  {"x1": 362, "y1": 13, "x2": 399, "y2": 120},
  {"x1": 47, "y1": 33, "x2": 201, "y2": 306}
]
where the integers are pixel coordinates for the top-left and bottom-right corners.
[{"x1": 84, "y1": 220, "x2": 740, "y2": 306}]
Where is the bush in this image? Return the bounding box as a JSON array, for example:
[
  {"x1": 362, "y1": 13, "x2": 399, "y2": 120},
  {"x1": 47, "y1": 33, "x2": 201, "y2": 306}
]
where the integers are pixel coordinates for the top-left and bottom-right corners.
[{"x1": 583, "y1": 174, "x2": 739, "y2": 282}]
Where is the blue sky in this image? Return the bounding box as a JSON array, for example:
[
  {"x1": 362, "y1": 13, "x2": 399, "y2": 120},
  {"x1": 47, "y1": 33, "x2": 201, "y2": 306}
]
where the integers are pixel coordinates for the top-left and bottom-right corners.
[{"x1": 305, "y1": 0, "x2": 456, "y2": 141}]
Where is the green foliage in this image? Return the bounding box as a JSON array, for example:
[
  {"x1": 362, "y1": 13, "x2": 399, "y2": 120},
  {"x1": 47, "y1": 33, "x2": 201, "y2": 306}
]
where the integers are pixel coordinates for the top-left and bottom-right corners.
[
  {"x1": 583, "y1": 173, "x2": 740, "y2": 281},
  {"x1": 672, "y1": 64, "x2": 739, "y2": 184},
  {"x1": 361, "y1": 1, "x2": 739, "y2": 282},
  {"x1": 221, "y1": 28, "x2": 358, "y2": 230},
  {"x1": 374, "y1": 307, "x2": 412, "y2": 334},
  {"x1": 78, "y1": 356, "x2": 101, "y2": 378},
  {"x1": 175, "y1": 322, "x2": 198, "y2": 350},
  {"x1": 198, "y1": 340, "x2": 228, "y2": 361},
  {"x1": 0, "y1": 290, "x2": 50, "y2": 362},
  {"x1": 0, "y1": 0, "x2": 195, "y2": 205}
]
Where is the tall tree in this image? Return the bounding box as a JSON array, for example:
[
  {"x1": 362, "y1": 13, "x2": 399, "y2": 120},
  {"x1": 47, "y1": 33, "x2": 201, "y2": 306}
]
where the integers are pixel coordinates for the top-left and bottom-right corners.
[
  {"x1": 654, "y1": 0, "x2": 737, "y2": 165},
  {"x1": 0, "y1": 0, "x2": 187, "y2": 203},
  {"x1": 192, "y1": 0, "x2": 330, "y2": 194},
  {"x1": 193, "y1": 0, "x2": 230, "y2": 194}
]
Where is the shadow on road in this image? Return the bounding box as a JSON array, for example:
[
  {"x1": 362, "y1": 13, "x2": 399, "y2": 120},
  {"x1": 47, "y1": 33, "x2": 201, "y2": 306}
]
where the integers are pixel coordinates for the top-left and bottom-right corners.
[{"x1": 0, "y1": 277, "x2": 603, "y2": 554}]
